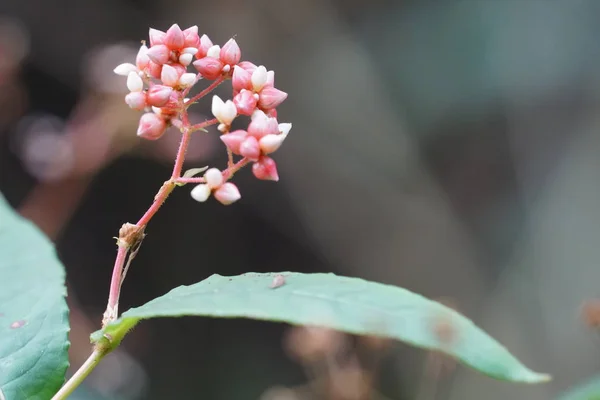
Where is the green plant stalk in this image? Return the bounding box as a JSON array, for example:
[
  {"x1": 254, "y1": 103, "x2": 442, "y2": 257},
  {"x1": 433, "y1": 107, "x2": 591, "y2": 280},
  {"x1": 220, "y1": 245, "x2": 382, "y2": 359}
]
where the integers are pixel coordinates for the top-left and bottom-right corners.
[
  {"x1": 51, "y1": 317, "x2": 140, "y2": 400},
  {"x1": 50, "y1": 349, "x2": 105, "y2": 400}
]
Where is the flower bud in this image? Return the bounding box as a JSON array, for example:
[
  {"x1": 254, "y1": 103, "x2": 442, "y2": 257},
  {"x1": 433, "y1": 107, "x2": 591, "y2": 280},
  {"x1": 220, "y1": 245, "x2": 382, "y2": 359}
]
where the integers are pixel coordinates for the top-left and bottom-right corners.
[
  {"x1": 137, "y1": 113, "x2": 167, "y2": 140},
  {"x1": 183, "y1": 25, "x2": 200, "y2": 48},
  {"x1": 146, "y1": 85, "x2": 173, "y2": 107},
  {"x1": 198, "y1": 34, "x2": 213, "y2": 58},
  {"x1": 149, "y1": 28, "x2": 166, "y2": 46},
  {"x1": 204, "y1": 168, "x2": 223, "y2": 189},
  {"x1": 258, "y1": 87, "x2": 288, "y2": 109},
  {"x1": 239, "y1": 136, "x2": 261, "y2": 161},
  {"x1": 193, "y1": 57, "x2": 224, "y2": 80},
  {"x1": 136, "y1": 45, "x2": 150, "y2": 70},
  {"x1": 190, "y1": 184, "x2": 211, "y2": 202},
  {"x1": 252, "y1": 156, "x2": 279, "y2": 181},
  {"x1": 164, "y1": 24, "x2": 185, "y2": 50},
  {"x1": 211, "y1": 95, "x2": 237, "y2": 126},
  {"x1": 114, "y1": 63, "x2": 137, "y2": 76},
  {"x1": 220, "y1": 38, "x2": 241, "y2": 65},
  {"x1": 247, "y1": 110, "x2": 279, "y2": 138},
  {"x1": 251, "y1": 66, "x2": 268, "y2": 92},
  {"x1": 146, "y1": 61, "x2": 162, "y2": 79},
  {"x1": 206, "y1": 45, "x2": 221, "y2": 59},
  {"x1": 125, "y1": 91, "x2": 147, "y2": 110},
  {"x1": 214, "y1": 183, "x2": 241, "y2": 205},
  {"x1": 238, "y1": 61, "x2": 257, "y2": 74},
  {"x1": 179, "y1": 73, "x2": 197, "y2": 87},
  {"x1": 220, "y1": 130, "x2": 248, "y2": 154},
  {"x1": 161, "y1": 64, "x2": 180, "y2": 87},
  {"x1": 127, "y1": 71, "x2": 144, "y2": 92},
  {"x1": 233, "y1": 89, "x2": 258, "y2": 116},
  {"x1": 259, "y1": 127, "x2": 289, "y2": 154},
  {"x1": 232, "y1": 65, "x2": 252, "y2": 92},
  {"x1": 179, "y1": 53, "x2": 193, "y2": 66},
  {"x1": 146, "y1": 44, "x2": 170, "y2": 65}
]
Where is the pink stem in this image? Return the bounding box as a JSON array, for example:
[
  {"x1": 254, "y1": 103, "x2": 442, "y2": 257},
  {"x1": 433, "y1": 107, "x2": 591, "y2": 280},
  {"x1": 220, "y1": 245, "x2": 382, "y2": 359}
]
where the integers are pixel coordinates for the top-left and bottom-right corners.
[
  {"x1": 102, "y1": 246, "x2": 128, "y2": 325},
  {"x1": 190, "y1": 118, "x2": 218, "y2": 133},
  {"x1": 185, "y1": 76, "x2": 226, "y2": 105}
]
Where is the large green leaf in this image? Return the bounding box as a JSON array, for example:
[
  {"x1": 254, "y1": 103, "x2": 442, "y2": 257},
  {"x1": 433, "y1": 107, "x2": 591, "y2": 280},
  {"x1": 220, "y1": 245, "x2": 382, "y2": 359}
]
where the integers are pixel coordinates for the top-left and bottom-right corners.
[
  {"x1": 100, "y1": 272, "x2": 549, "y2": 383},
  {"x1": 558, "y1": 375, "x2": 600, "y2": 400},
  {"x1": 0, "y1": 194, "x2": 70, "y2": 399}
]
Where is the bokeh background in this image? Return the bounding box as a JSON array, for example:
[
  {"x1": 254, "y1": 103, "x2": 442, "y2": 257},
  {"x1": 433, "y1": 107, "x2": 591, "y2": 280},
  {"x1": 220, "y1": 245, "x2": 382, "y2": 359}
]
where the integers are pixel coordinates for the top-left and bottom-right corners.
[{"x1": 2, "y1": 0, "x2": 600, "y2": 399}]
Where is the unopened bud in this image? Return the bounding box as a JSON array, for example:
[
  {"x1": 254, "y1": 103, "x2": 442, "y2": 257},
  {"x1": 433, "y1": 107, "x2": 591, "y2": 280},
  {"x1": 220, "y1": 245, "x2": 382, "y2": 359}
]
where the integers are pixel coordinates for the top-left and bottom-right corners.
[
  {"x1": 251, "y1": 66, "x2": 268, "y2": 92},
  {"x1": 164, "y1": 24, "x2": 184, "y2": 50},
  {"x1": 137, "y1": 113, "x2": 167, "y2": 140},
  {"x1": 146, "y1": 44, "x2": 170, "y2": 65},
  {"x1": 239, "y1": 136, "x2": 261, "y2": 161},
  {"x1": 214, "y1": 183, "x2": 241, "y2": 205},
  {"x1": 233, "y1": 89, "x2": 258, "y2": 116},
  {"x1": 204, "y1": 168, "x2": 223, "y2": 189},
  {"x1": 220, "y1": 38, "x2": 241, "y2": 65},
  {"x1": 125, "y1": 91, "x2": 147, "y2": 110},
  {"x1": 220, "y1": 130, "x2": 248, "y2": 154},
  {"x1": 258, "y1": 87, "x2": 288, "y2": 109},
  {"x1": 146, "y1": 85, "x2": 173, "y2": 107},
  {"x1": 114, "y1": 63, "x2": 137, "y2": 76},
  {"x1": 127, "y1": 71, "x2": 144, "y2": 92},
  {"x1": 252, "y1": 156, "x2": 279, "y2": 181},
  {"x1": 190, "y1": 184, "x2": 211, "y2": 202},
  {"x1": 193, "y1": 57, "x2": 224, "y2": 80}
]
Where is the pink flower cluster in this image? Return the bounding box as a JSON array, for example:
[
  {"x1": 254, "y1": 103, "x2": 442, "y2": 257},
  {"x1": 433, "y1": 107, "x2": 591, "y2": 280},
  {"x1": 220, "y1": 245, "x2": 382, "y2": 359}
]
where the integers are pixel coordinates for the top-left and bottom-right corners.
[{"x1": 113, "y1": 24, "x2": 291, "y2": 205}]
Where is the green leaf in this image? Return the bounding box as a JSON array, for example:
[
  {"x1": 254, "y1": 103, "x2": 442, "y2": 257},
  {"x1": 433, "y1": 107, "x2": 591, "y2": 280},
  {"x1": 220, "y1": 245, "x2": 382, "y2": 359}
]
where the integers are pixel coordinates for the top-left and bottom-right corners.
[
  {"x1": 183, "y1": 167, "x2": 208, "y2": 178},
  {"x1": 0, "y1": 194, "x2": 70, "y2": 399},
  {"x1": 100, "y1": 272, "x2": 549, "y2": 384},
  {"x1": 558, "y1": 374, "x2": 600, "y2": 400}
]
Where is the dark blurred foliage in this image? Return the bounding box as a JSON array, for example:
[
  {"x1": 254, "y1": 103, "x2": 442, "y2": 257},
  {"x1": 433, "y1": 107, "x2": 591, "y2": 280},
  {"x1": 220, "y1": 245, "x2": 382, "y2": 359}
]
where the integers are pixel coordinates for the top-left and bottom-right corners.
[{"x1": 3, "y1": 0, "x2": 600, "y2": 399}]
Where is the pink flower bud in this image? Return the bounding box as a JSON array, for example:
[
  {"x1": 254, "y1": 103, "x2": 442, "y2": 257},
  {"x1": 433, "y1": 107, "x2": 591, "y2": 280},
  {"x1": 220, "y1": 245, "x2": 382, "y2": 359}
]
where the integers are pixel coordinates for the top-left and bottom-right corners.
[
  {"x1": 161, "y1": 64, "x2": 180, "y2": 87},
  {"x1": 190, "y1": 184, "x2": 211, "y2": 202},
  {"x1": 137, "y1": 113, "x2": 167, "y2": 140},
  {"x1": 146, "y1": 44, "x2": 170, "y2": 65},
  {"x1": 146, "y1": 85, "x2": 173, "y2": 107},
  {"x1": 125, "y1": 91, "x2": 147, "y2": 110},
  {"x1": 247, "y1": 111, "x2": 279, "y2": 139},
  {"x1": 164, "y1": 24, "x2": 185, "y2": 50},
  {"x1": 183, "y1": 26, "x2": 200, "y2": 48},
  {"x1": 220, "y1": 130, "x2": 248, "y2": 154},
  {"x1": 136, "y1": 45, "x2": 150, "y2": 70},
  {"x1": 149, "y1": 28, "x2": 166, "y2": 46},
  {"x1": 251, "y1": 66, "x2": 268, "y2": 91},
  {"x1": 198, "y1": 34, "x2": 213, "y2": 58},
  {"x1": 238, "y1": 61, "x2": 257, "y2": 74},
  {"x1": 146, "y1": 61, "x2": 162, "y2": 79},
  {"x1": 239, "y1": 136, "x2": 261, "y2": 161},
  {"x1": 204, "y1": 168, "x2": 223, "y2": 189},
  {"x1": 266, "y1": 70, "x2": 275, "y2": 88},
  {"x1": 193, "y1": 57, "x2": 224, "y2": 80},
  {"x1": 258, "y1": 87, "x2": 288, "y2": 109},
  {"x1": 232, "y1": 65, "x2": 252, "y2": 92},
  {"x1": 266, "y1": 108, "x2": 278, "y2": 118},
  {"x1": 214, "y1": 182, "x2": 241, "y2": 205},
  {"x1": 233, "y1": 89, "x2": 258, "y2": 116},
  {"x1": 220, "y1": 38, "x2": 241, "y2": 65},
  {"x1": 252, "y1": 156, "x2": 279, "y2": 181}
]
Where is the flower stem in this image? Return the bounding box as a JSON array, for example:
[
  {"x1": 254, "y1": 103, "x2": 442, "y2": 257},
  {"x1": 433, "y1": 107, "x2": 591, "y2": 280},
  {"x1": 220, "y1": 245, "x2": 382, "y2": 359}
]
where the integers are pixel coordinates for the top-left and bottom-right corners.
[
  {"x1": 50, "y1": 349, "x2": 106, "y2": 400},
  {"x1": 185, "y1": 76, "x2": 225, "y2": 105}
]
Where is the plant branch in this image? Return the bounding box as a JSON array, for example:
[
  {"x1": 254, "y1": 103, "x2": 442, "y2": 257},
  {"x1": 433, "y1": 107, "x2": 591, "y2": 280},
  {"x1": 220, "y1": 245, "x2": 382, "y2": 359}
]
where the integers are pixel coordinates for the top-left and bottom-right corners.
[
  {"x1": 184, "y1": 76, "x2": 225, "y2": 105},
  {"x1": 50, "y1": 349, "x2": 106, "y2": 400}
]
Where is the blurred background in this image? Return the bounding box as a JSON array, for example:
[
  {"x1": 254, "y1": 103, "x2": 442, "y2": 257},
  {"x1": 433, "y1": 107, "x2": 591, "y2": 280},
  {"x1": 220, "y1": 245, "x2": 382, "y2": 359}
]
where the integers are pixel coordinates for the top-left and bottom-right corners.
[{"x1": 1, "y1": 0, "x2": 600, "y2": 399}]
